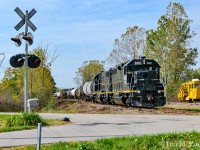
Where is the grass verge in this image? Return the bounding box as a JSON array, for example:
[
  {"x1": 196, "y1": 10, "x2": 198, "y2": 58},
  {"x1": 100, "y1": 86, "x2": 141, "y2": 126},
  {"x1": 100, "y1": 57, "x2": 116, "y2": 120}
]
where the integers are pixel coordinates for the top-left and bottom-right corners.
[
  {"x1": 41, "y1": 102, "x2": 80, "y2": 113},
  {"x1": 2, "y1": 131, "x2": 200, "y2": 150},
  {"x1": 186, "y1": 108, "x2": 200, "y2": 112},
  {"x1": 0, "y1": 113, "x2": 68, "y2": 133}
]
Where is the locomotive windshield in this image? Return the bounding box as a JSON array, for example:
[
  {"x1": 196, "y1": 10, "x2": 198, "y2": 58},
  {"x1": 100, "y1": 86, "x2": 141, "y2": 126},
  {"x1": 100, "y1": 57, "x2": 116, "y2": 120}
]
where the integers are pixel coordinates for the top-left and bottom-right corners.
[
  {"x1": 135, "y1": 65, "x2": 159, "y2": 80},
  {"x1": 137, "y1": 71, "x2": 148, "y2": 79},
  {"x1": 194, "y1": 83, "x2": 200, "y2": 88},
  {"x1": 135, "y1": 70, "x2": 158, "y2": 80},
  {"x1": 135, "y1": 66, "x2": 159, "y2": 71}
]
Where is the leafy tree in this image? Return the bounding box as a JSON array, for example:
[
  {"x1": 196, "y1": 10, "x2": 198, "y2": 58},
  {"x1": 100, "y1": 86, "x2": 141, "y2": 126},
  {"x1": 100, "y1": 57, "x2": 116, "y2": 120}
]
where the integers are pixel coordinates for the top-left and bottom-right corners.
[
  {"x1": 181, "y1": 68, "x2": 200, "y2": 81},
  {"x1": 0, "y1": 67, "x2": 24, "y2": 103},
  {"x1": 144, "y1": 2, "x2": 198, "y2": 98},
  {"x1": 74, "y1": 60, "x2": 105, "y2": 85},
  {"x1": 28, "y1": 46, "x2": 57, "y2": 108},
  {"x1": 107, "y1": 26, "x2": 146, "y2": 66}
]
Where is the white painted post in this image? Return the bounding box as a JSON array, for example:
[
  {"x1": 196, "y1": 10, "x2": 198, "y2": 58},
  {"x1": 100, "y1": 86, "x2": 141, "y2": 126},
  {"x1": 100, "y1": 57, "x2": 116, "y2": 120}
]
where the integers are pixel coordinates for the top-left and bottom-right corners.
[{"x1": 37, "y1": 123, "x2": 42, "y2": 150}]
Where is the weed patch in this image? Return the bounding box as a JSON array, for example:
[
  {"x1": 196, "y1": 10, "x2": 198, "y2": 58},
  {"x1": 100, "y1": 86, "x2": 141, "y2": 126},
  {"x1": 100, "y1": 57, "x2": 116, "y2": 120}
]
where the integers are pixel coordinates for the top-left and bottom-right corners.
[
  {"x1": 5, "y1": 113, "x2": 46, "y2": 127},
  {"x1": 0, "y1": 113, "x2": 67, "y2": 133}
]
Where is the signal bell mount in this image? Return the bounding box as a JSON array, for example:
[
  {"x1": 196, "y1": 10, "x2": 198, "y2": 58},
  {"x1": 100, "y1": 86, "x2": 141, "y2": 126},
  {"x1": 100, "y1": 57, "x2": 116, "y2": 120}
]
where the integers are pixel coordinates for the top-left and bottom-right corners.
[{"x1": 11, "y1": 32, "x2": 33, "y2": 47}]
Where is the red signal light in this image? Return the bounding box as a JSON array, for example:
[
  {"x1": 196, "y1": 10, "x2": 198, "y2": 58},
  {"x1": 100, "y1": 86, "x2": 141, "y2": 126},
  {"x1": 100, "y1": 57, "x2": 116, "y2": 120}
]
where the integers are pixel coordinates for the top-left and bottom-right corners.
[{"x1": 28, "y1": 55, "x2": 41, "y2": 68}]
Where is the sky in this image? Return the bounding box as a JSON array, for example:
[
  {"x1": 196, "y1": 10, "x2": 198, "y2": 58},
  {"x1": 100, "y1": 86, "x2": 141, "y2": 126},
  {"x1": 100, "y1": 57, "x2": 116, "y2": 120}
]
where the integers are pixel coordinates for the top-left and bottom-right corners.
[{"x1": 0, "y1": 0, "x2": 199, "y2": 88}]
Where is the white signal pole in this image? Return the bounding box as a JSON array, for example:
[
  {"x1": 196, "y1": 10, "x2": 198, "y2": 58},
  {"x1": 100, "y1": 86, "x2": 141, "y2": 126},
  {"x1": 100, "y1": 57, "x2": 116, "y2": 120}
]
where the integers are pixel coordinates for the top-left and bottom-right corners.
[{"x1": 24, "y1": 10, "x2": 29, "y2": 112}]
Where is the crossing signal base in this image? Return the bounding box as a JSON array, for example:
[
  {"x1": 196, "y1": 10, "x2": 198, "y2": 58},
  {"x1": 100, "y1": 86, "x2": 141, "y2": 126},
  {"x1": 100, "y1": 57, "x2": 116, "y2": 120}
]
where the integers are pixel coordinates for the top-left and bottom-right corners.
[{"x1": 10, "y1": 54, "x2": 41, "y2": 68}]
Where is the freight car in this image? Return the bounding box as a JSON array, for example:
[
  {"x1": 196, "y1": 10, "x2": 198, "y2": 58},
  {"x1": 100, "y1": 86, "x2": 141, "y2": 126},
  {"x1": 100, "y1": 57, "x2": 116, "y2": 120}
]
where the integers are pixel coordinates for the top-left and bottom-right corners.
[
  {"x1": 55, "y1": 88, "x2": 74, "y2": 99},
  {"x1": 71, "y1": 57, "x2": 166, "y2": 108},
  {"x1": 177, "y1": 79, "x2": 200, "y2": 102}
]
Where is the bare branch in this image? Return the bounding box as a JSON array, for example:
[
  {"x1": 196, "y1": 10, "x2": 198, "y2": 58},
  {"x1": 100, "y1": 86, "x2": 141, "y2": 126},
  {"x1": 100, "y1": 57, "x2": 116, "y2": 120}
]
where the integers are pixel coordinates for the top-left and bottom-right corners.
[
  {"x1": 107, "y1": 26, "x2": 146, "y2": 66},
  {"x1": 37, "y1": 41, "x2": 59, "y2": 68}
]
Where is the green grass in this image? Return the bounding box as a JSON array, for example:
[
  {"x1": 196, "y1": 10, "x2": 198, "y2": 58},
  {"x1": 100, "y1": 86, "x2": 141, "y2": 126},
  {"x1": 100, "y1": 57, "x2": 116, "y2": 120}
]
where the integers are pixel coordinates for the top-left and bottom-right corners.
[
  {"x1": 41, "y1": 102, "x2": 80, "y2": 114},
  {"x1": 0, "y1": 113, "x2": 68, "y2": 133},
  {"x1": 158, "y1": 106, "x2": 200, "y2": 112},
  {"x1": 186, "y1": 108, "x2": 200, "y2": 112},
  {"x1": 5, "y1": 131, "x2": 200, "y2": 150},
  {"x1": 5, "y1": 113, "x2": 46, "y2": 127}
]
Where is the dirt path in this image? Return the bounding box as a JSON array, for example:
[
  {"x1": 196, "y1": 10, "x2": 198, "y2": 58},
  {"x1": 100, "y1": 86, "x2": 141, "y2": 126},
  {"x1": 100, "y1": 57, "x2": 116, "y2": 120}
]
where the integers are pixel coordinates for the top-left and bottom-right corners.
[{"x1": 53, "y1": 99, "x2": 200, "y2": 115}]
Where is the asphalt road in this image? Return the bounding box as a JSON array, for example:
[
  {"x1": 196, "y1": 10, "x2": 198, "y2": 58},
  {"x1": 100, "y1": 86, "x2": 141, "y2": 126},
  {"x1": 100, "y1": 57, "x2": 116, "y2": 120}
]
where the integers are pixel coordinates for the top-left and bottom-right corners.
[{"x1": 0, "y1": 113, "x2": 200, "y2": 147}]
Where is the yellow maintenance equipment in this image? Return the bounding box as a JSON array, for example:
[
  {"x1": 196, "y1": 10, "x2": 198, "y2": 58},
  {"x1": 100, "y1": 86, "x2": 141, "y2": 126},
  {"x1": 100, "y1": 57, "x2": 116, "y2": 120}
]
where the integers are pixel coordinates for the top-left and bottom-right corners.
[{"x1": 177, "y1": 79, "x2": 200, "y2": 102}]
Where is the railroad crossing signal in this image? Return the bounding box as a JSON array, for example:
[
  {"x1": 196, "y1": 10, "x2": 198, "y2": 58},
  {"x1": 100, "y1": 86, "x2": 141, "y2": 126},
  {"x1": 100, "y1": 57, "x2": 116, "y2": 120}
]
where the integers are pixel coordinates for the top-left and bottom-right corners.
[
  {"x1": 28, "y1": 55, "x2": 41, "y2": 68},
  {"x1": 11, "y1": 7, "x2": 38, "y2": 113},
  {"x1": 14, "y1": 7, "x2": 37, "y2": 31},
  {"x1": 9, "y1": 54, "x2": 41, "y2": 68},
  {"x1": 23, "y1": 32, "x2": 34, "y2": 46},
  {"x1": 10, "y1": 54, "x2": 24, "y2": 68},
  {"x1": 11, "y1": 32, "x2": 34, "y2": 46},
  {"x1": 11, "y1": 35, "x2": 22, "y2": 47}
]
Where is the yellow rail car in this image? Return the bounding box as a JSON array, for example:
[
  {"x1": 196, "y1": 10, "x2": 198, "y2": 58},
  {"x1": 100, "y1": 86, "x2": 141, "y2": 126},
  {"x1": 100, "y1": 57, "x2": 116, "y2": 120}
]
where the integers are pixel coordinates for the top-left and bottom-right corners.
[{"x1": 177, "y1": 79, "x2": 200, "y2": 102}]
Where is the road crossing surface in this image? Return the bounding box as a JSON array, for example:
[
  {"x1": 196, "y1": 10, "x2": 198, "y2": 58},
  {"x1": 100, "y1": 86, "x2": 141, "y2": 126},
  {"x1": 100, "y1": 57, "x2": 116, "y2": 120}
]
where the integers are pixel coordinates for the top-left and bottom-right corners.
[{"x1": 0, "y1": 113, "x2": 200, "y2": 147}]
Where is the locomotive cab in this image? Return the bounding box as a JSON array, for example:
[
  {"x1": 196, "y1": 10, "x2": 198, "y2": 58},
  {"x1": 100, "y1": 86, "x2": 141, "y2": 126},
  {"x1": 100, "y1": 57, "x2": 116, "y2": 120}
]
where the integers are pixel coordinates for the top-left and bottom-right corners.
[
  {"x1": 122, "y1": 58, "x2": 166, "y2": 107},
  {"x1": 188, "y1": 81, "x2": 200, "y2": 101}
]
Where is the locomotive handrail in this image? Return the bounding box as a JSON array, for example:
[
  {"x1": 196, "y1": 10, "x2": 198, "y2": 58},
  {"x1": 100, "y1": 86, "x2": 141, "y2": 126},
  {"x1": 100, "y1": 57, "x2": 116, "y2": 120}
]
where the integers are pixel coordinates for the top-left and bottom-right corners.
[{"x1": 105, "y1": 83, "x2": 112, "y2": 97}]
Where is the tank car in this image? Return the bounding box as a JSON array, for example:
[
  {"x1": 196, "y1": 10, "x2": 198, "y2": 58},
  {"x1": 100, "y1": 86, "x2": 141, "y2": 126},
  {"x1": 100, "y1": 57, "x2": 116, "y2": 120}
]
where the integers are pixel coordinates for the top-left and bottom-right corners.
[
  {"x1": 83, "y1": 81, "x2": 93, "y2": 100},
  {"x1": 71, "y1": 88, "x2": 76, "y2": 99}
]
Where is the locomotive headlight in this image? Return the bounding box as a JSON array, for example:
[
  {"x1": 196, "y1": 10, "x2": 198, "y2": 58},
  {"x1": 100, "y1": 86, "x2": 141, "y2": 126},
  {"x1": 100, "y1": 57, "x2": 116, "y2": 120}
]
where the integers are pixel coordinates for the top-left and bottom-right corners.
[
  {"x1": 136, "y1": 90, "x2": 141, "y2": 93},
  {"x1": 158, "y1": 90, "x2": 164, "y2": 93}
]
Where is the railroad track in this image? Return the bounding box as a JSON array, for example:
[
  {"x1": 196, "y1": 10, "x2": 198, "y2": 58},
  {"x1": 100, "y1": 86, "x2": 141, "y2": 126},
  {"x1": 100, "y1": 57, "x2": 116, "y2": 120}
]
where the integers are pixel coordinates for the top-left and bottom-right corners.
[{"x1": 54, "y1": 98, "x2": 200, "y2": 115}]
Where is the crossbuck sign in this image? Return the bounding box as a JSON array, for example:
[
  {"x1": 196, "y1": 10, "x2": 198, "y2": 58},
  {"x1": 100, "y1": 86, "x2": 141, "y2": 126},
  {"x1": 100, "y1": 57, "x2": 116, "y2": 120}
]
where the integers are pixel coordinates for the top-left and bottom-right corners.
[{"x1": 14, "y1": 7, "x2": 37, "y2": 31}]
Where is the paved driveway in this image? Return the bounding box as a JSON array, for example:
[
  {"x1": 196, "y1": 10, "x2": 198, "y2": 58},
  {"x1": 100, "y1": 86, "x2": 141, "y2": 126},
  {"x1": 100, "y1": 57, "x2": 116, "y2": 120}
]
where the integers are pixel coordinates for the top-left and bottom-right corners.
[{"x1": 0, "y1": 113, "x2": 200, "y2": 147}]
